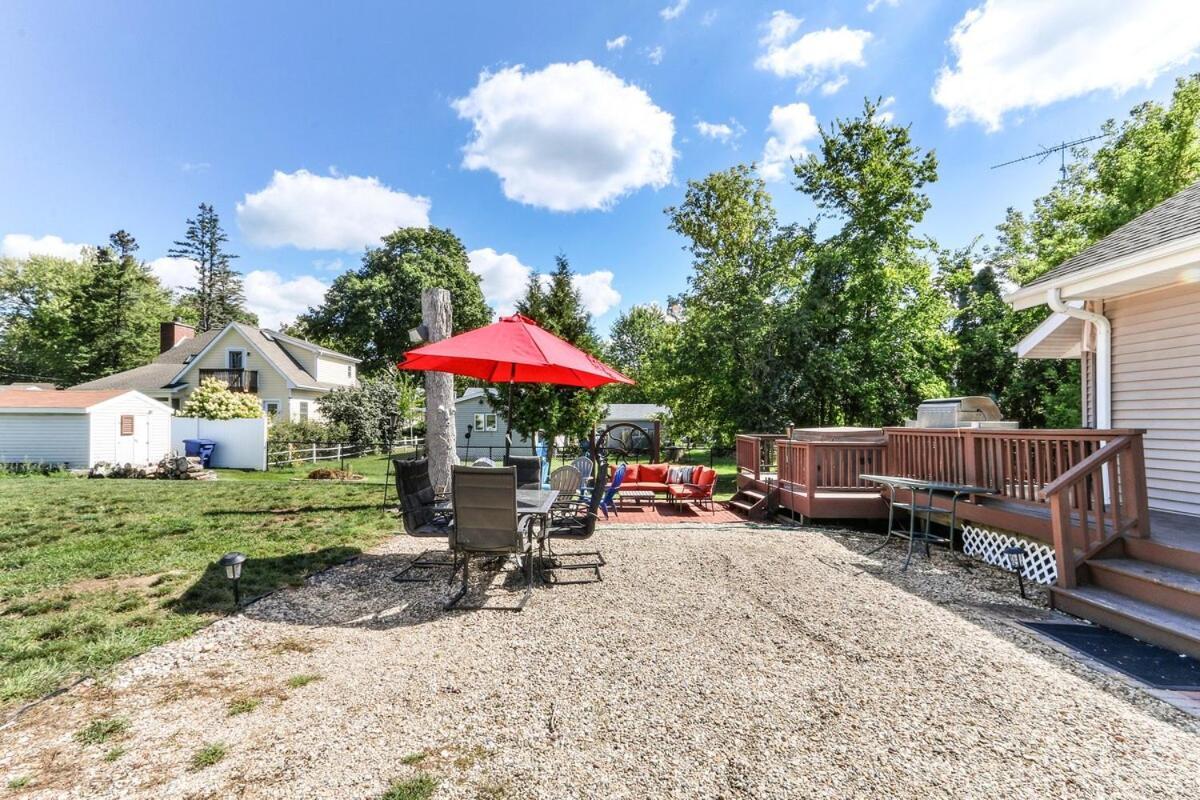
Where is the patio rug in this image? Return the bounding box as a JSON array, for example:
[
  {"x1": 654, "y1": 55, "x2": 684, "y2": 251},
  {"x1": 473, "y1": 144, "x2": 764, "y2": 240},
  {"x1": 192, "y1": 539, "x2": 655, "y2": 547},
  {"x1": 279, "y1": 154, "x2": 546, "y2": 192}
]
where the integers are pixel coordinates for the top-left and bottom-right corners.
[{"x1": 1021, "y1": 621, "x2": 1200, "y2": 691}]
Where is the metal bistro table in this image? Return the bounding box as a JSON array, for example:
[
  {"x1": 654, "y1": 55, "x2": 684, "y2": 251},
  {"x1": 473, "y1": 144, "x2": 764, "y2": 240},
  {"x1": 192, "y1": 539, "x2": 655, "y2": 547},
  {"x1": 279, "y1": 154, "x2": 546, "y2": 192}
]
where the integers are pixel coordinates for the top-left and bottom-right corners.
[
  {"x1": 860, "y1": 474, "x2": 996, "y2": 570},
  {"x1": 517, "y1": 488, "x2": 559, "y2": 544}
]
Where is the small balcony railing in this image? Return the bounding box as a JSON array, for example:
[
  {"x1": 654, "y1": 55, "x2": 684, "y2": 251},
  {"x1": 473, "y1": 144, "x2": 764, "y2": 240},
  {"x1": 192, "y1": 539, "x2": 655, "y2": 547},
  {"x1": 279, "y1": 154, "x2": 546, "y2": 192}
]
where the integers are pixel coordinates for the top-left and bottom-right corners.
[{"x1": 198, "y1": 368, "x2": 259, "y2": 393}]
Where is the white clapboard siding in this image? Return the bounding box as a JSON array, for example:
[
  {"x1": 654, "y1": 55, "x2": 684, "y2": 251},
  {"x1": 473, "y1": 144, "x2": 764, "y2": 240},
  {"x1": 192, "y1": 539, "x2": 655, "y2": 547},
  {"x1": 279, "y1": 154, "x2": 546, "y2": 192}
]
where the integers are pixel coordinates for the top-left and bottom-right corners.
[
  {"x1": 0, "y1": 414, "x2": 90, "y2": 466},
  {"x1": 1109, "y1": 283, "x2": 1200, "y2": 517}
]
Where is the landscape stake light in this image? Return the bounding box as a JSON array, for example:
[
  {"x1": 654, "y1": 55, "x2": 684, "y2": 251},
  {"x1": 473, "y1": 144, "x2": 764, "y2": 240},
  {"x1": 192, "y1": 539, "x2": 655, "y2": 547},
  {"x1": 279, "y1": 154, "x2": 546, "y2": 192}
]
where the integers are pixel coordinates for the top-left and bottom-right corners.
[
  {"x1": 218, "y1": 551, "x2": 248, "y2": 607},
  {"x1": 1002, "y1": 545, "x2": 1027, "y2": 598}
]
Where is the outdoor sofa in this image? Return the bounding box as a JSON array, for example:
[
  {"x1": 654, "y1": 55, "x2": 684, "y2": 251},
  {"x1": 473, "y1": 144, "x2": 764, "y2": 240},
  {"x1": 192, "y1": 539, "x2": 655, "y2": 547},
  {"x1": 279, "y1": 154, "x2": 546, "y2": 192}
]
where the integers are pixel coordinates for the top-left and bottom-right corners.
[{"x1": 608, "y1": 462, "x2": 719, "y2": 511}]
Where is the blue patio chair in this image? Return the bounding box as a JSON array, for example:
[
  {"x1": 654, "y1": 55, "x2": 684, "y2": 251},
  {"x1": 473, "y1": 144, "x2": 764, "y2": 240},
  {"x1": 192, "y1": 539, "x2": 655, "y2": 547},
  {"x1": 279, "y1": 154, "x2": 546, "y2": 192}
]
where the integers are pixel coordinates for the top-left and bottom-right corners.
[{"x1": 600, "y1": 462, "x2": 626, "y2": 518}]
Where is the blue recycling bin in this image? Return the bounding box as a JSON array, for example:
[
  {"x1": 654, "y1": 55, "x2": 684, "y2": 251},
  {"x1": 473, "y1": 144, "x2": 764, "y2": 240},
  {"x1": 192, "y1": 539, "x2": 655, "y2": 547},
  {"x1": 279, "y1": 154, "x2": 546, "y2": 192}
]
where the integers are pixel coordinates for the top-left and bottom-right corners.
[{"x1": 183, "y1": 438, "x2": 217, "y2": 468}]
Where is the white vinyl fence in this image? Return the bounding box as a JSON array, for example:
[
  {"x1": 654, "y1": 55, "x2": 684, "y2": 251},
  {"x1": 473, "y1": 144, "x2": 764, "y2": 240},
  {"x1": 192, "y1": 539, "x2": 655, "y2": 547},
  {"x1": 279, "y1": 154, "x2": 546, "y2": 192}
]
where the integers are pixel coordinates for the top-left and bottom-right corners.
[{"x1": 171, "y1": 417, "x2": 268, "y2": 470}]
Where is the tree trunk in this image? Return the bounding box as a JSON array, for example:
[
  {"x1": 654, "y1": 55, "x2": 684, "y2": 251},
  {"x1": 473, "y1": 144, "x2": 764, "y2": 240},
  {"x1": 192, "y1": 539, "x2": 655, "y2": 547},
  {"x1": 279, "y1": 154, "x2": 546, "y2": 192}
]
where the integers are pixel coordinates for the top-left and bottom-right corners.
[{"x1": 422, "y1": 288, "x2": 458, "y2": 492}]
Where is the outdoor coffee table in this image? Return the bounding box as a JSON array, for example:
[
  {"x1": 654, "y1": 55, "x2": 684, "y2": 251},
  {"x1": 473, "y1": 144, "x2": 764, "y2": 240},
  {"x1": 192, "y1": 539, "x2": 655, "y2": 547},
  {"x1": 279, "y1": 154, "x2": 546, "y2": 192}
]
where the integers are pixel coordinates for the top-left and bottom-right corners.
[
  {"x1": 859, "y1": 474, "x2": 996, "y2": 569},
  {"x1": 619, "y1": 489, "x2": 656, "y2": 507}
]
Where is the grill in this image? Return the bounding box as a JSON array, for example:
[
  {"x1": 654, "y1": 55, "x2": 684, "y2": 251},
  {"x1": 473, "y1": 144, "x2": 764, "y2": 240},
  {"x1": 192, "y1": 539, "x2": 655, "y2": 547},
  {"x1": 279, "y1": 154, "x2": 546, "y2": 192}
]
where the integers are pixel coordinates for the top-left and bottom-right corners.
[{"x1": 907, "y1": 396, "x2": 1019, "y2": 429}]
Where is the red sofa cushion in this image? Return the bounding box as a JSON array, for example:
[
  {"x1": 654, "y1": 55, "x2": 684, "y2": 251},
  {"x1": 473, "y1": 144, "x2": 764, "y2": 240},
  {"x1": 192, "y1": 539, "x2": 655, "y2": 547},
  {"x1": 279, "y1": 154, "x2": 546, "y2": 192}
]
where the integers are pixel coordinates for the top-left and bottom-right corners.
[
  {"x1": 693, "y1": 467, "x2": 717, "y2": 488},
  {"x1": 640, "y1": 463, "x2": 670, "y2": 483}
]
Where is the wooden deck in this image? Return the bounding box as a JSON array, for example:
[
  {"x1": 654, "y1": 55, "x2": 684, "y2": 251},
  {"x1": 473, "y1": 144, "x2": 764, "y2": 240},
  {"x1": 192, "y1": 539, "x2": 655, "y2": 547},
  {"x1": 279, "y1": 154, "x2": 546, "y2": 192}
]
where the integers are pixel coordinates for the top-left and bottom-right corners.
[{"x1": 734, "y1": 430, "x2": 1200, "y2": 658}]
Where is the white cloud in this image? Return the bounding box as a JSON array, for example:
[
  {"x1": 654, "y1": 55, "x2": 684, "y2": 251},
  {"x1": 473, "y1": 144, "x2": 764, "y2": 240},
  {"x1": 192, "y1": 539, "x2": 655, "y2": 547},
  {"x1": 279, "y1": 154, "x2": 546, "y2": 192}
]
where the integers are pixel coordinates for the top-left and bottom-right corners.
[
  {"x1": 180, "y1": 161, "x2": 211, "y2": 173},
  {"x1": 660, "y1": 0, "x2": 689, "y2": 21},
  {"x1": 646, "y1": 45, "x2": 665, "y2": 65},
  {"x1": 1, "y1": 233, "x2": 88, "y2": 261},
  {"x1": 760, "y1": 102, "x2": 820, "y2": 182},
  {"x1": 148, "y1": 256, "x2": 197, "y2": 293},
  {"x1": 873, "y1": 96, "x2": 896, "y2": 124},
  {"x1": 572, "y1": 270, "x2": 621, "y2": 317},
  {"x1": 755, "y1": 11, "x2": 872, "y2": 92},
  {"x1": 243, "y1": 270, "x2": 328, "y2": 328},
  {"x1": 452, "y1": 61, "x2": 676, "y2": 212},
  {"x1": 820, "y1": 75, "x2": 848, "y2": 95},
  {"x1": 695, "y1": 119, "x2": 744, "y2": 144},
  {"x1": 312, "y1": 257, "x2": 346, "y2": 273},
  {"x1": 606, "y1": 34, "x2": 629, "y2": 50},
  {"x1": 236, "y1": 169, "x2": 431, "y2": 251},
  {"x1": 701, "y1": 10, "x2": 718, "y2": 26},
  {"x1": 468, "y1": 248, "x2": 533, "y2": 316},
  {"x1": 866, "y1": 0, "x2": 899, "y2": 10},
  {"x1": 470, "y1": 248, "x2": 621, "y2": 317},
  {"x1": 933, "y1": 0, "x2": 1200, "y2": 131}
]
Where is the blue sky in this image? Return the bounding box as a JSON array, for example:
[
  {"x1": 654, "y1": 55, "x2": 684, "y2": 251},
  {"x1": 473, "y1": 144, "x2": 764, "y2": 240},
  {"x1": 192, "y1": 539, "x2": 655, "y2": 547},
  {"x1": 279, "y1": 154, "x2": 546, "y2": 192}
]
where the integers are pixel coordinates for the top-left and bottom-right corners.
[{"x1": 3, "y1": 1, "x2": 1199, "y2": 332}]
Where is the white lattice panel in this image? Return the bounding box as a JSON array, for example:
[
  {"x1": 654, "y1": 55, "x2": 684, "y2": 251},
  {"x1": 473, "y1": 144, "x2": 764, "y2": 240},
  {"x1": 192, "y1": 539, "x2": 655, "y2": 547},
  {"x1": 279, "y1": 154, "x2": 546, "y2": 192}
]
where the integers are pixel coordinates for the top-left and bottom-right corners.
[{"x1": 961, "y1": 525, "x2": 1057, "y2": 585}]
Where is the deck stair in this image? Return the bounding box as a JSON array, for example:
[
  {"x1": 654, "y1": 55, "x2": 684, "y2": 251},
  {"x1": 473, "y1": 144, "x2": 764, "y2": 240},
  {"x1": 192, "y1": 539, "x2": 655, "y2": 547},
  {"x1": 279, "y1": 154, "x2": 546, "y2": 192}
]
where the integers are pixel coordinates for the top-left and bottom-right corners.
[
  {"x1": 1051, "y1": 536, "x2": 1200, "y2": 660},
  {"x1": 727, "y1": 487, "x2": 770, "y2": 520}
]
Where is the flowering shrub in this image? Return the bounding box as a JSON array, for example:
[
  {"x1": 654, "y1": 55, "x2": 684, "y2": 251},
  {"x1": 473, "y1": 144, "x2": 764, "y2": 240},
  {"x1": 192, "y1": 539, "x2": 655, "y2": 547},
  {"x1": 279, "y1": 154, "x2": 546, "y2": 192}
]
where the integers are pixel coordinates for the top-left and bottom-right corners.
[{"x1": 182, "y1": 378, "x2": 263, "y2": 420}]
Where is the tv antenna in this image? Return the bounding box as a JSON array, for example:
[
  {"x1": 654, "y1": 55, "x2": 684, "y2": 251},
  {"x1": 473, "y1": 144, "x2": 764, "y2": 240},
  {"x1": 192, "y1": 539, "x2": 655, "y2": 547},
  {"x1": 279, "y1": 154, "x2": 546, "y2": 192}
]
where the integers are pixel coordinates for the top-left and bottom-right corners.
[{"x1": 990, "y1": 133, "x2": 1110, "y2": 180}]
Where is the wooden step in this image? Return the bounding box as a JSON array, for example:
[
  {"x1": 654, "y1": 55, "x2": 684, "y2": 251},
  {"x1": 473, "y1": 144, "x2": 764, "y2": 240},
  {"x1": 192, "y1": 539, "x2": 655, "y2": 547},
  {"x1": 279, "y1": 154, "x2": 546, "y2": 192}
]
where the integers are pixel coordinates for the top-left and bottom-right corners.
[
  {"x1": 1124, "y1": 537, "x2": 1200, "y2": 575},
  {"x1": 740, "y1": 490, "x2": 766, "y2": 502},
  {"x1": 1050, "y1": 585, "x2": 1200, "y2": 660},
  {"x1": 728, "y1": 499, "x2": 757, "y2": 514},
  {"x1": 1087, "y1": 558, "x2": 1200, "y2": 617}
]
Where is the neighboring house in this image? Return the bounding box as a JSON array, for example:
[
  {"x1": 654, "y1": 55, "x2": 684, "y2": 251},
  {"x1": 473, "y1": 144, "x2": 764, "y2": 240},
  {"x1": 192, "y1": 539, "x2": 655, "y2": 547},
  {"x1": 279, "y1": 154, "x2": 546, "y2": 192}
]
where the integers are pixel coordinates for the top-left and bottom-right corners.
[
  {"x1": 72, "y1": 321, "x2": 360, "y2": 422},
  {"x1": 452, "y1": 389, "x2": 669, "y2": 456},
  {"x1": 0, "y1": 389, "x2": 173, "y2": 468},
  {"x1": 1008, "y1": 178, "x2": 1200, "y2": 517},
  {"x1": 454, "y1": 388, "x2": 540, "y2": 457}
]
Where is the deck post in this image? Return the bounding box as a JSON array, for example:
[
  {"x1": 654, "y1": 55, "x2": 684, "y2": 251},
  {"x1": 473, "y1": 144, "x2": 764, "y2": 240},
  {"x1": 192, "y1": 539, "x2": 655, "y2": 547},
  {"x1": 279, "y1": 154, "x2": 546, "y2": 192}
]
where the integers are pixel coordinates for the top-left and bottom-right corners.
[
  {"x1": 1123, "y1": 433, "x2": 1151, "y2": 538},
  {"x1": 962, "y1": 429, "x2": 982, "y2": 489},
  {"x1": 804, "y1": 443, "x2": 817, "y2": 505}
]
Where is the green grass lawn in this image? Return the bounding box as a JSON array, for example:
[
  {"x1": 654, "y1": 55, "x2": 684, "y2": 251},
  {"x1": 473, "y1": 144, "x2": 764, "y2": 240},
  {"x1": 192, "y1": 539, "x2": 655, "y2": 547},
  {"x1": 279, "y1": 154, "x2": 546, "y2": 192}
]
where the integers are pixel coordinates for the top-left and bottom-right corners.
[{"x1": 0, "y1": 477, "x2": 391, "y2": 709}]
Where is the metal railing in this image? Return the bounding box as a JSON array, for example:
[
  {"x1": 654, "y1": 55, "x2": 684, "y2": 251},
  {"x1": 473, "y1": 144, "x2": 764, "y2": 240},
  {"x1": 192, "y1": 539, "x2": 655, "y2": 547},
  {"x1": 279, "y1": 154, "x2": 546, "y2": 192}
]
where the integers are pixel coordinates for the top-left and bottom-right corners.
[{"x1": 199, "y1": 368, "x2": 259, "y2": 393}]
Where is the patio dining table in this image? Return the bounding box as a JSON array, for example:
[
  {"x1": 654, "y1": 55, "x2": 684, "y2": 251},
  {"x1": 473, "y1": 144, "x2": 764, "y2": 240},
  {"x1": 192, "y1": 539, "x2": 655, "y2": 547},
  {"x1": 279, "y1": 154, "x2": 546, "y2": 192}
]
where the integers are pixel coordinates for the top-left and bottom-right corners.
[{"x1": 859, "y1": 474, "x2": 996, "y2": 569}]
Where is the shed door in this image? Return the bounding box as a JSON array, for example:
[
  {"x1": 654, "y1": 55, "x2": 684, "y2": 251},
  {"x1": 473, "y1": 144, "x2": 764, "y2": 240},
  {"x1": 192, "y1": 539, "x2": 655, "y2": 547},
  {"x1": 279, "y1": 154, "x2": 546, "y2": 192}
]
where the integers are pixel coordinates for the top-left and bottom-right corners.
[{"x1": 115, "y1": 414, "x2": 151, "y2": 464}]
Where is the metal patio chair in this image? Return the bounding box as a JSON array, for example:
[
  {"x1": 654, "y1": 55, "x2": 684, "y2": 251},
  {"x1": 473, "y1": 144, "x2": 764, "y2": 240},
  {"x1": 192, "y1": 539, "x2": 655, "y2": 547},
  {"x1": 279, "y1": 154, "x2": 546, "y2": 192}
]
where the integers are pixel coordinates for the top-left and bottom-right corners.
[
  {"x1": 504, "y1": 454, "x2": 542, "y2": 489},
  {"x1": 548, "y1": 465, "x2": 583, "y2": 501},
  {"x1": 391, "y1": 457, "x2": 454, "y2": 583},
  {"x1": 544, "y1": 462, "x2": 609, "y2": 584},
  {"x1": 445, "y1": 465, "x2": 535, "y2": 611}
]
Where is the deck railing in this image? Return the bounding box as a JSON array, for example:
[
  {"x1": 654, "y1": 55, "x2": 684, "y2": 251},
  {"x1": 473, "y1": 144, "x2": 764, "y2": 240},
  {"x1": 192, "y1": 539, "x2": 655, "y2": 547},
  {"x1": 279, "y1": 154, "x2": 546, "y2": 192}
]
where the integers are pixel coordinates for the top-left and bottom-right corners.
[
  {"x1": 883, "y1": 428, "x2": 1136, "y2": 507},
  {"x1": 735, "y1": 434, "x2": 784, "y2": 480},
  {"x1": 1043, "y1": 434, "x2": 1150, "y2": 587},
  {"x1": 776, "y1": 439, "x2": 886, "y2": 497},
  {"x1": 199, "y1": 368, "x2": 259, "y2": 393}
]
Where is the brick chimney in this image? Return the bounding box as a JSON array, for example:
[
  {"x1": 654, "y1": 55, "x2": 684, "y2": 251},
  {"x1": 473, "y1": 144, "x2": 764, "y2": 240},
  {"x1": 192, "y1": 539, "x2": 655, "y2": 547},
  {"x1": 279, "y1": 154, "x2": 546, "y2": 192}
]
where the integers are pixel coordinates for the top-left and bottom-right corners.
[{"x1": 159, "y1": 320, "x2": 195, "y2": 354}]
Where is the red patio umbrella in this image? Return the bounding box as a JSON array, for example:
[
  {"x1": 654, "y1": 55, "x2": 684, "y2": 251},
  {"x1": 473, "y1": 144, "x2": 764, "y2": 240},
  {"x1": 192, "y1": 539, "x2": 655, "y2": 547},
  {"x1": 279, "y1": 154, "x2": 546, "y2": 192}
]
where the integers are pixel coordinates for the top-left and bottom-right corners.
[{"x1": 398, "y1": 313, "x2": 633, "y2": 457}]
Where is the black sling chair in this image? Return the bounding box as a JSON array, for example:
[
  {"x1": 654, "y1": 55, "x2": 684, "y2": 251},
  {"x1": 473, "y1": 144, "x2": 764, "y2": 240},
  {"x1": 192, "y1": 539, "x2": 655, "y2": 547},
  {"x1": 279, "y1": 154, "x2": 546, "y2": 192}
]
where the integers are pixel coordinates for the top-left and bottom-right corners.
[
  {"x1": 392, "y1": 457, "x2": 455, "y2": 583},
  {"x1": 542, "y1": 457, "x2": 608, "y2": 584}
]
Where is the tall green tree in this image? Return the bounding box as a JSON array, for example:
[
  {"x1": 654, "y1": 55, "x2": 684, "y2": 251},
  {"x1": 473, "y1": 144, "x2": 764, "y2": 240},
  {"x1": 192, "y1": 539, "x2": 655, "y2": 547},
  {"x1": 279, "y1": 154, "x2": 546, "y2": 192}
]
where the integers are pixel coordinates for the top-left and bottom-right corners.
[
  {"x1": 297, "y1": 227, "x2": 490, "y2": 374},
  {"x1": 168, "y1": 203, "x2": 253, "y2": 331},
  {"x1": 663, "y1": 165, "x2": 804, "y2": 442},
  {"x1": 603, "y1": 303, "x2": 671, "y2": 403},
  {"x1": 784, "y1": 98, "x2": 952, "y2": 426},
  {"x1": 493, "y1": 255, "x2": 608, "y2": 458},
  {"x1": 71, "y1": 231, "x2": 173, "y2": 382},
  {"x1": 0, "y1": 254, "x2": 92, "y2": 385}
]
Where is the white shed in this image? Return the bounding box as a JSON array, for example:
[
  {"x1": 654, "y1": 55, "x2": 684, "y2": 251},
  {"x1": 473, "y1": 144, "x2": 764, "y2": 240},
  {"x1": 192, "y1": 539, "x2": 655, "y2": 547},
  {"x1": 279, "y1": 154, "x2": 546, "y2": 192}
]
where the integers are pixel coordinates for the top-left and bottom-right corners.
[{"x1": 0, "y1": 389, "x2": 174, "y2": 468}]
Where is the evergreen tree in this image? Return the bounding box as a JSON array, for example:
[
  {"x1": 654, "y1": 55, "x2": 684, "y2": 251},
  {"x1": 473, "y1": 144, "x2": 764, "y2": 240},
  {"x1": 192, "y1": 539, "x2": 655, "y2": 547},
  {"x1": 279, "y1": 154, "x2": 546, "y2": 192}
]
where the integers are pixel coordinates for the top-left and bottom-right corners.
[
  {"x1": 72, "y1": 230, "x2": 173, "y2": 381},
  {"x1": 493, "y1": 255, "x2": 608, "y2": 458},
  {"x1": 168, "y1": 203, "x2": 253, "y2": 331}
]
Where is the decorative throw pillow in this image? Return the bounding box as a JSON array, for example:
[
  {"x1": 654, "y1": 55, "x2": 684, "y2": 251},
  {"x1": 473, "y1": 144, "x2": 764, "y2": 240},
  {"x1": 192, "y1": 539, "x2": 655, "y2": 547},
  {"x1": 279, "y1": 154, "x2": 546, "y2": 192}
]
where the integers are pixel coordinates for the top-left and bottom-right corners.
[
  {"x1": 679, "y1": 466, "x2": 695, "y2": 484},
  {"x1": 667, "y1": 466, "x2": 684, "y2": 484}
]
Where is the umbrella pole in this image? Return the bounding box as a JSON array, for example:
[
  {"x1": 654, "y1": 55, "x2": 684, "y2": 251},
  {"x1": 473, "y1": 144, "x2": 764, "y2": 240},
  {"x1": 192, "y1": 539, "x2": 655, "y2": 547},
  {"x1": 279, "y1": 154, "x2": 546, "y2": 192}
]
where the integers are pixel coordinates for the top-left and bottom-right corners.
[{"x1": 504, "y1": 378, "x2": 513, "y2": 461}]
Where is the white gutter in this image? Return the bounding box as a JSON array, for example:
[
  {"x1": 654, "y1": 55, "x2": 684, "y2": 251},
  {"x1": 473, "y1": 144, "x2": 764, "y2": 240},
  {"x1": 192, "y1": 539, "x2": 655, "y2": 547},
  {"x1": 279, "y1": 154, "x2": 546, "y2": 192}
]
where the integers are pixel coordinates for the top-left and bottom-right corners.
[{"x1": 1047, "y1": 287, "x2": 1110, "y2": 429}]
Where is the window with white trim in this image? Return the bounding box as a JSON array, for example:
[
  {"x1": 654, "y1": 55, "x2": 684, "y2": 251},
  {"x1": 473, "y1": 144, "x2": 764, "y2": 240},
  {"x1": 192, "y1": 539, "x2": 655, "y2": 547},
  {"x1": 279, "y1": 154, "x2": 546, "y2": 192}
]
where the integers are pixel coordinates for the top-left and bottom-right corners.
[
  {"x1": 261, "y1": 399, "x2": 281, "y2": 420},
  {"x1": 473, "y1": 412, "x2": 498, "y2": 431},
  {"x1": 298, "y1": 401, "x2": 309, "y2": 422}
]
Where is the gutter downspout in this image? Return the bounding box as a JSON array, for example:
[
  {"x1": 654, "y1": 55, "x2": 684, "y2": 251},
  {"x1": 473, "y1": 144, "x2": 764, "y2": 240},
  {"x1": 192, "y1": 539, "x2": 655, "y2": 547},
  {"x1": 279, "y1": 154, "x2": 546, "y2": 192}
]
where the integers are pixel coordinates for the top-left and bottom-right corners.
[{"x1": 1047, "y1": 288, "x2": 1111, "y2": 429}]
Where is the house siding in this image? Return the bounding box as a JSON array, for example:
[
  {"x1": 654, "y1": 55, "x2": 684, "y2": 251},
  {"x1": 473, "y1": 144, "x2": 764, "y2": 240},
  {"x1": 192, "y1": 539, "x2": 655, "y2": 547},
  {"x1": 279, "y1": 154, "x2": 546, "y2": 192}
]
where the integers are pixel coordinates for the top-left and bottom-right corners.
[
  {"x1": 455, "y1": 395, "x2": 536, "y2": 457},
  {"x1": 0, "y1": 414, "x2": 90, "y2": 467},
  {"x1": 1108, "y1": 282, "x2": 1200, "y2": 516},
  {"x1": 316, "y1": 355, "x2": 356, "y2": 386}
]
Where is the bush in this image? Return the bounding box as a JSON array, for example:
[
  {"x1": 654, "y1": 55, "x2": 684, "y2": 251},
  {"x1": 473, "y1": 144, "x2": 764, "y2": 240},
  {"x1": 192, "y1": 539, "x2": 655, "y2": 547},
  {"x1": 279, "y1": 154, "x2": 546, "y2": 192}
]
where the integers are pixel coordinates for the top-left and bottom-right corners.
[
  {"x1": 318, "y1": 373, "x2": 415, "y2": 447},
  {"x1": 182, "y1": 379, "x2": 262, "y2": 420},
  {"x1": 0, "y1": 461, "x2": 68, "y2": 478},
  {"x1": 267, "y1": 419, "x2": 348, "y2": 446}
]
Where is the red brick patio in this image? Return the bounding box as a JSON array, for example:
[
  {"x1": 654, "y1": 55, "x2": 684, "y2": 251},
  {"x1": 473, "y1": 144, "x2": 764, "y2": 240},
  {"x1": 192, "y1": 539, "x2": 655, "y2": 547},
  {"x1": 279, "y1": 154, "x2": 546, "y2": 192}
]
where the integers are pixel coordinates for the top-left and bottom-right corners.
[{"x1": 598, "y1": 499, "x2": 745, "y2": 524}]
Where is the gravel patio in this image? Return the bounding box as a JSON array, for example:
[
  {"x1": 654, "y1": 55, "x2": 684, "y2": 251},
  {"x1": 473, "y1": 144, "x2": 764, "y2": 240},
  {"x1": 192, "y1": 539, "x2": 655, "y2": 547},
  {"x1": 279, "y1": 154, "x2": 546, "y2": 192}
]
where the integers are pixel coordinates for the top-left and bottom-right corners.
[{"x1": 3, "y1": 521, "x2": 1199, "y2": 799}]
